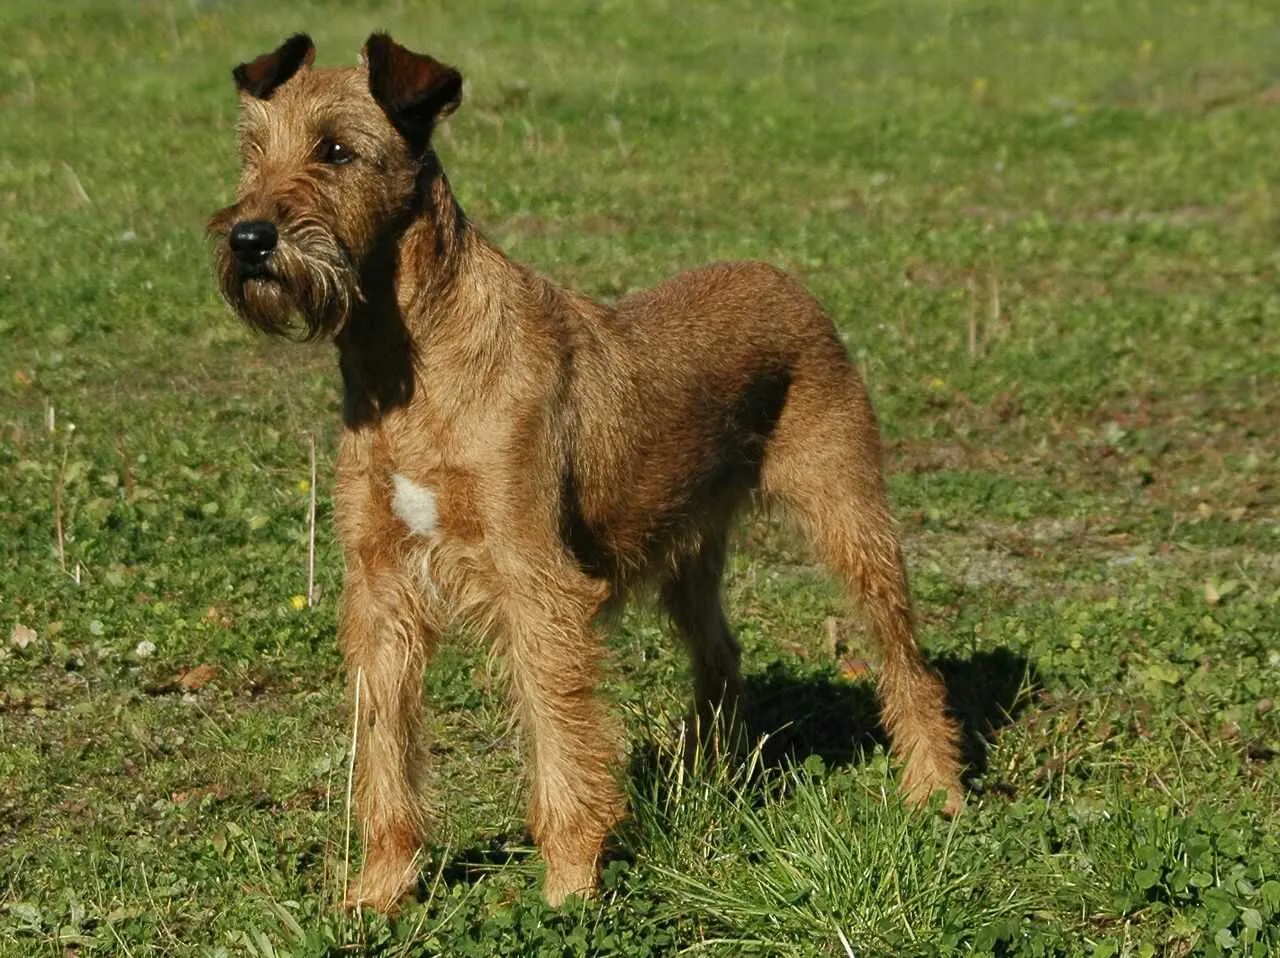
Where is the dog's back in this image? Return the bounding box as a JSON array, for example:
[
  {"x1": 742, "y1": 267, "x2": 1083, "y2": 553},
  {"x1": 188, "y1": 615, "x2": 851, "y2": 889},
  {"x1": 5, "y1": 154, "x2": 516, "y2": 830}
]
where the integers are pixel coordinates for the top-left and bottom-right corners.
[{"x1": 561, "y1": 260, "x2": 869, "y2": 585}]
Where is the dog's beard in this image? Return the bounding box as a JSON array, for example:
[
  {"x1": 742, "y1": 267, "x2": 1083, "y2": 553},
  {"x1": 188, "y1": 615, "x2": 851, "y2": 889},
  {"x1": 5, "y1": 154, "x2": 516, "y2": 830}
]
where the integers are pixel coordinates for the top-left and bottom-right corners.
[{"x1": 213, "y1": 223, "x2": 358, "y2": 341}]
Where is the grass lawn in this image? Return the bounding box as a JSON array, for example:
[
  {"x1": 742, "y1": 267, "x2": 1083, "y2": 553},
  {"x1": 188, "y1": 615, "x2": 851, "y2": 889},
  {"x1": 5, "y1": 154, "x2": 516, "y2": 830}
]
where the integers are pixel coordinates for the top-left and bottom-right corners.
[{"x1": 2, "y1": 0, "x2": 1278, "y2": 954}]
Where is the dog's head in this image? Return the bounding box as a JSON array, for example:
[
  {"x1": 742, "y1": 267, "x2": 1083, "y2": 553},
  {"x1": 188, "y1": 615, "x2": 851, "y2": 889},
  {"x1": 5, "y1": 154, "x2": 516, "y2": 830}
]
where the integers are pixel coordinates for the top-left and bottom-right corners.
[{"x1": 208, "y1": 34, "x2": 463, "y2": 339}]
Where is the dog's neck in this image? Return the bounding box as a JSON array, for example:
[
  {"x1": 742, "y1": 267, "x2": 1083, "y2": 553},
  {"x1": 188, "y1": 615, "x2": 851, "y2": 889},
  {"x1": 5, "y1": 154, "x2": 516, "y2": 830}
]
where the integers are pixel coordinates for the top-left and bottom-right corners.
[
  {"x1": 400, "y1": 155, "x2": 471, "y2": 299},
  {"x1": 335, "y1": 157, "x2": 523, "y2": 430}
]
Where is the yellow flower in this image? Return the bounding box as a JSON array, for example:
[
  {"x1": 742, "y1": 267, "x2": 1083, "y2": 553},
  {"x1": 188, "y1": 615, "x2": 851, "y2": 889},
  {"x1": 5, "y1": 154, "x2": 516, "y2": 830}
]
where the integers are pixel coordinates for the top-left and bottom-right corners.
[{"x1": 290, "y1": 595, "x2": 307, "y2": 611}]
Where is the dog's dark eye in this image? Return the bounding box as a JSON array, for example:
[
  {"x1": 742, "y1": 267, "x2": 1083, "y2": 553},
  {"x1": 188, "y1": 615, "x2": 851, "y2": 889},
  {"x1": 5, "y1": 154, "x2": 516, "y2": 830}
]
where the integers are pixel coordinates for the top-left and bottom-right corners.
[{"x1": 320, "y1": 139, "x2": 354, "y2": 166}]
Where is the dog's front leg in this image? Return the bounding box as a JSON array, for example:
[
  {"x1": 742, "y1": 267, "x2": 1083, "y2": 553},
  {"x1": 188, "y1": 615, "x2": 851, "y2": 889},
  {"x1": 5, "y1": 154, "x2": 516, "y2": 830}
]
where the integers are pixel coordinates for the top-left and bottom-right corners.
[
  {"x1": 497, "y1": 563, "x2": 625, "y2": 906},
  {"x1": 338, "y1": 541, "x2": 437, "y2": 914}
]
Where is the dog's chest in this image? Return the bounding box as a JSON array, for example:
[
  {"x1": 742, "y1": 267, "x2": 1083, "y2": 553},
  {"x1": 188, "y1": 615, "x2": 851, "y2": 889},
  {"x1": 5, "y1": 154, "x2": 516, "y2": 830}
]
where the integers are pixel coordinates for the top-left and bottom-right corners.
[
  {"x1": 362, "y1": 405, "x2": 498, "y2": 544},
  {"x1": 390, "y1": 473, "x2": 440, "y2": 539}
]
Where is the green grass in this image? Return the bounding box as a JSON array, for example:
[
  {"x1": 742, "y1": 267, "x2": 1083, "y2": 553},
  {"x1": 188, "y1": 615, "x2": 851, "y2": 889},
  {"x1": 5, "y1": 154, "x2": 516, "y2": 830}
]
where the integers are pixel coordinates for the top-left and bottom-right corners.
[{"x1": 2, "y1": 0, "x2": 1278, "y2": 955}]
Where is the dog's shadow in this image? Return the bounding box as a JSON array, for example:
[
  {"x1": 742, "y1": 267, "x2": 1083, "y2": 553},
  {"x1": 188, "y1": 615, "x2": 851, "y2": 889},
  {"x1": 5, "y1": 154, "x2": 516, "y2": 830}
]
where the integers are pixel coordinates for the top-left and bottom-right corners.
[
  {"x1": 431, "y1": 647, "x2": 1037, "y2": 894},
  {"x1": 745, "y1": 647, "x2": 1038, "y2": 778},
  {"x1": 622, "y1": 645, "x2": 1039, "y2": 805},
  {"x1": 438, "y1": 834, "x2": 535, "y2": 890}
]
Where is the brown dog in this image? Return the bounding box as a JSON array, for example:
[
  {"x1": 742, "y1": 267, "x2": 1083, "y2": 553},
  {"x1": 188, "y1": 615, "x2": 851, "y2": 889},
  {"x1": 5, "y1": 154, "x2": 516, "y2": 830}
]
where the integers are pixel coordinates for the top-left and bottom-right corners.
[{"x1": 209, "y1": 33, "x2": 964, "y2": 913}]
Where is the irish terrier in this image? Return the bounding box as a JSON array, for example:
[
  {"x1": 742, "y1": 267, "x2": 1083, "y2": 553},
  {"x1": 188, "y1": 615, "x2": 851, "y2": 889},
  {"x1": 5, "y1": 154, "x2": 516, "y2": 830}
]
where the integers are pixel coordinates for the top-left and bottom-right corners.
[{"x1": 209, "y1": 32, "x2": 964, "y2": 914}]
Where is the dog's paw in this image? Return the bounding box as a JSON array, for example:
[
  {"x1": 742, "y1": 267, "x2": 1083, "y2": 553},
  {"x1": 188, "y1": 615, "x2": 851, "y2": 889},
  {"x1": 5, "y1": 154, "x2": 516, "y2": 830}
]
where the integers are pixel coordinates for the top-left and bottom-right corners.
[
  {"x1": 542, "y1": 859, "x2": 599, "y2": 908},
  {"x1": 345, "y1": 856, "x2": 419, "y2": 915},
  {"x1": 902, "y1": 773, "x2": 965, "y2": 818}
]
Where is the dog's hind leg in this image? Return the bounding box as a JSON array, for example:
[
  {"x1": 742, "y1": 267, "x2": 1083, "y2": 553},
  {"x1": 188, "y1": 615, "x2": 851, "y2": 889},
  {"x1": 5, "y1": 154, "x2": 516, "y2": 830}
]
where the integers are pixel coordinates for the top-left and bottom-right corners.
[
  {"x1": 659, "y1": 531, "x2": 746, "y2": 761},
  {"x1": 760, "y1": 361, "x2": 964, "y2": 814}
]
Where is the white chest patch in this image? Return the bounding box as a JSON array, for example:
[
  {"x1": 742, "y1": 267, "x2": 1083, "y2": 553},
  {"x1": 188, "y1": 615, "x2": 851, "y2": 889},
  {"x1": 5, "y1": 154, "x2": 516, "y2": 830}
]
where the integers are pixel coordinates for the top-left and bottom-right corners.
[{"x1": 391, "y1": 473, "x2": 439, "y2": 539}]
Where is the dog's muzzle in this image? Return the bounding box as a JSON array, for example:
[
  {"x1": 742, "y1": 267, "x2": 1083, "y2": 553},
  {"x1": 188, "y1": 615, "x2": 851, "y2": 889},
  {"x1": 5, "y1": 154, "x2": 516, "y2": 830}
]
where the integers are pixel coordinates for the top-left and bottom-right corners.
[{"x1": 229, "y1": 219, "x2": 279, "y2": 274}]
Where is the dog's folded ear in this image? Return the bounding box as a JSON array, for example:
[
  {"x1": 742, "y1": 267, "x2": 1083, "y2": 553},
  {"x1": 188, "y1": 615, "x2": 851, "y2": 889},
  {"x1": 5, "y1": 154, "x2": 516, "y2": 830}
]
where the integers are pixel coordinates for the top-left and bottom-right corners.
[
  {"x1": 363, "y1": 33, "x2": 463, "y2": 151},
  {"x1": 234, "y1": 34, "x2": 316, "y2": 99}
]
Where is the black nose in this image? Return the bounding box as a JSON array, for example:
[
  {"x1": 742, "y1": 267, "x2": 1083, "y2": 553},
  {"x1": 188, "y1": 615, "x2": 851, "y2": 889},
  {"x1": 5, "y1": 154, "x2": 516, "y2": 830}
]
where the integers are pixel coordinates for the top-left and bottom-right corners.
[{"x1": 228, "y1": 220, "x2": 278, "y2": 266}]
